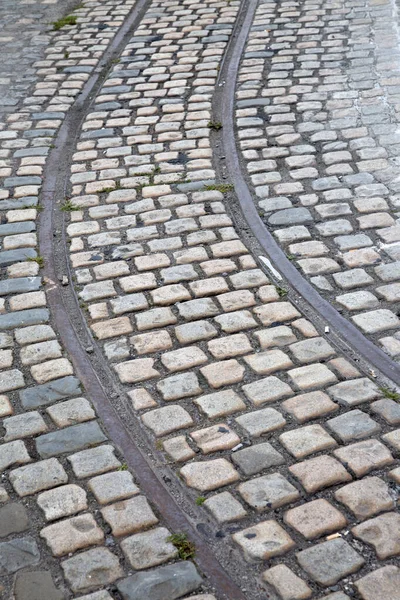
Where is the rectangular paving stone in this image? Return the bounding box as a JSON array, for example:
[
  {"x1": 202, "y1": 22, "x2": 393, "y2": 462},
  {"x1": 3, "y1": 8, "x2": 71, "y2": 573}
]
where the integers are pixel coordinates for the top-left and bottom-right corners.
[
  {"x1": 284, "y1": 499, "x2": 347, "y2": 540},
  {"x1": 289, "y1": 455, "x2": 352, "y2": 493},
  {"x1": 279, "y1": 424, "x2": 337, "y2": 458},
  {"x1": 37, "y1": 484, "x2": 88, "y2": 521},
  {"x1": 20, "y1": 376, "x2": 81, "y2": 409},
  {"x1": 282, "y1": 391, "x2": 338, "y2": 422},
  {"x1": 67, "y1": 445, "x2": 121, "y2": 478},
  {"x1": 236, "y1": 407, "x2": 286, "y2": 437},
  {"x1": 231, "y1": 442, "x2": 284, "y2": 476},
  {"x1": 0, "y1": 276, "x2": 41, "y2": 296},
  {"x1": 117, "y1": 562, "x2": 202, "y2": 600},
  {"x1": 334, "y1": 439, "x2": 394, "y2": 476},
  {"x1": 326, "y1": 410, "x2": 380, "y2": 442},
  {"x1": 242, "y1": 376, "x2": 293, "y2": 405},
  {"x1": 9, "y1": 458, "x2": 68, "y2": 497},
  {"x1": 88, "y1": 471, "x2": 139, "y2": 505},
  {"x1": 334, "y1": 477, "x2": 395, "y2": 519},
  {"x1": 0, "y1": 308, "x2": 48, "y2": 330},
  {"x1": 288, "y1": 364, "x2": 338, "y2": 390},
  {"x1": 40, "y1": 514, "x2": 104, "y2": 557},
  {"x1": 194, "y1": 389, "x2": 246, "y2": 419},
  {"x1": 36, "y1": 421, "x2": 107, "y2": 458},
  {"x1": 239, "y1": 473, "x2": 299, "y2": 511},
  {"x1": 326, "y1": 378, "x2": 380, "y2": 406}
]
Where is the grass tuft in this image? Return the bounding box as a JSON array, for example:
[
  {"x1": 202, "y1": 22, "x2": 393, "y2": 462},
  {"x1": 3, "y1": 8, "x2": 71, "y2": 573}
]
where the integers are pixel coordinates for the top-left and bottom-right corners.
[
  {"x1": 195, "y1": 496, "x2": 206, "y2": 506},
  {"x1": 379, "y1": 386, "x2": 400, "y2": 401},
  {"x1": 60, "y1": 199, "x2": 80, "y2": 212},
  {"x1": 27, "y1": 256, "x2": 44, "y2": 268},
  {"x1": 167, "y1": 533, "x2": 195, "y2": 560},
  {"x1": 208, "y1": 121, "x2": 223, "y2": 131},
  {"x1": 204, "y1": 183, "x2": 234, "y2": 193},
  {"x1": 53, "y1": 15, "x2": 78, "y2": 30}
]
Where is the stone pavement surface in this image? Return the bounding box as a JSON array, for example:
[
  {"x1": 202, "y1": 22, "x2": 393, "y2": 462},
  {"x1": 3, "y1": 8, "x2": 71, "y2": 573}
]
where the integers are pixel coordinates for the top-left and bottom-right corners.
[
  {"x1": 0, "y1": 0, "x2": 400, "y2": 599},
  {"x1": 237, "y1": 0, "x2": 400, "y2": 358}
]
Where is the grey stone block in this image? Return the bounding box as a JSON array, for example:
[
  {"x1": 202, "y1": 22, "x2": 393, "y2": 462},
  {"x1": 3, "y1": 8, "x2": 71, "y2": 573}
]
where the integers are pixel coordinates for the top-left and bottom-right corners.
[
  {"x1": 0, "y1": 276, "x2": 41, "y2": 296},
  {"x1": 117, "y1": 561, "x2": 202, "y2": 600},
  {"x1": 20, "y1": 376, "x2": 81, "y2": 409},
  {"x1": 36, "y1": 421, "x2": 107, "y2": 458},
  {"x1": 0, "y1": 537, "x2": 40, "y2": 574}
]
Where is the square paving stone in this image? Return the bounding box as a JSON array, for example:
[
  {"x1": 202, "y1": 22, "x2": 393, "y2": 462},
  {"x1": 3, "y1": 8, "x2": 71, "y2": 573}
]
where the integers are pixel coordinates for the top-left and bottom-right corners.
[
  {"x1": 279, "y1": 424, "x2": 337, "y2": 458},
  {"x1": 203, "y1": 491, "x2": 247, "y2": 523},
  {"x1": 243, "y1": 349, "x2": 293, "y2": 375},
  {"x1": 88, "y1": 471, "x2": 139, "y2": 505},
  {"x1": 233, "y1": 520, "x2": 295, "y2": 561},
  {"x1": 10, "y1": 458, "x2": 68, "y2": 497},
  {"x1": 326, "y1": 378, "x2": 379, "y2": 406},
  {"x1": 142, "y1": 405, "x2": 193, "y2": 437},
  {"x1": 3, "y1": 411, "x2": 47, "y2": 441},
  {"x1": 333, "y1": 439, "x2": 394, "y2": 476},
  {"x1": 40, "y1": 513, "x2": 104, "y2": 557},
  {"x1": 231, "y1": 442, "x2": 285, "y2": 476},
  {"x1": 235, "y1": 407, "x2": 286, "y2": 437},
  {"x1": 242, "y1": 376, "x2": 293, "y2": 405},
  {"x1": 262, "y1": 564, "x2": 312, "y2": 600},
  {"x1": 180, "y1": 459, "x2": 240, "y2": 491},
  {"x1": 0, "y1": 536, "x2": 40, "y2": 575},
  {"x1": 326, "y1": 409, "x2": 380, "y2": 442},
  {"x1": 67, "y1": 445, "x2": 121, "y2": 478},
  {"x1": 194, "y1": 390, "x2": 246, "y2": 419},
  {"x1": 101, "y1": 496, "x2": 158, "y2": 537},
  {"x1": 13, "y1": 570, "x2": 64, "y2": 600},
  {"x1": 297, "y1": 538, "x2": 364, "y2": 586},
  {"x1": 370, "y1": 398, "x2": 400, "y2": 424},
  {"x1": 289, "y1": 337, "x2": 336, "y2": 364},
  {"x1": 120, "y1": 527, "x2": 177, "y2": 569},
  {"x1": 334, "y1": 477, "x2": 395, "y2": 519},
  {"x1": 190, "y1": 424, "x2": 240, "y2": 454},
  {"x1": 355, "y1": 565, "x2": 400, "y2": 600},
  {"x1": 289, "y1": 455, "x2": 352, "y2": 493},
  {"x1": 116, "y1": 561, "x2": 202, "y2": 600},
  {"x1": 282, "y1": 391, "x2": 338, "y2": 422},
  {"x1": 288, "y1": 363, "x2": 337, "y2": 390},
  {"x1": 284, "y1": 499, "x2": 347, "y2": 539},
  {"x1": 37, "y1": 484, "x2": 87, "y2": 521},
  {"x1": 238, "y1": 472, "x2": 300, "y2": 511},
  {"x1": 352, "y1": 512, "x2": 400, "y2": 559},
  {"x1": 200, "y1": 359, "x2": 245, "y2": 388},
  {"x1": 0, "y1": 503, "x2": 29, "y2": 538},
  {"x1": 62, "y1": 547, "x2": 123, "y2": 593}
]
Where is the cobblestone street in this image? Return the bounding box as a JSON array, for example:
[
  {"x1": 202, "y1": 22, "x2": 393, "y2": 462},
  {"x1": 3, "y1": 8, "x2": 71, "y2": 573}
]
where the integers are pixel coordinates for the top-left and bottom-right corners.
[{"x1": 0, "y1": 0, "x2": 399, "y2": 599}]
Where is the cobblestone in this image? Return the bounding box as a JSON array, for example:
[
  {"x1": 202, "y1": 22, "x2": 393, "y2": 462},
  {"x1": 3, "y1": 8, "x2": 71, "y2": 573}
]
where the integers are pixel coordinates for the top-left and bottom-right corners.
[{"x1": 1, "y1": 0, "x2": 399, "y2": 596}]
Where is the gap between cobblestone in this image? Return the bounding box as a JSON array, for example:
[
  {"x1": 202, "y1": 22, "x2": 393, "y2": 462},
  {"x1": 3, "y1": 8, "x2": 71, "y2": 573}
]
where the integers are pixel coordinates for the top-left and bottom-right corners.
[{"x1": 213, "y1": 0, "x2": 400, "y2": 388}]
